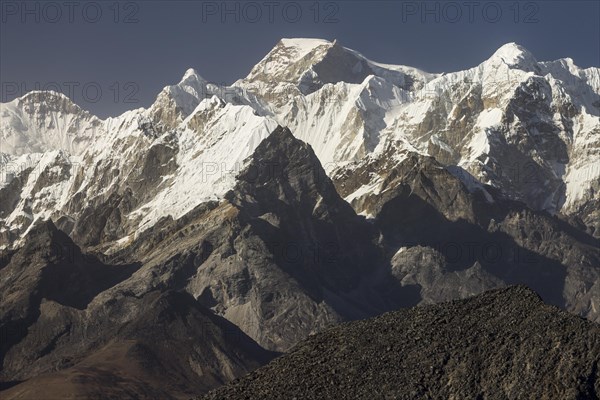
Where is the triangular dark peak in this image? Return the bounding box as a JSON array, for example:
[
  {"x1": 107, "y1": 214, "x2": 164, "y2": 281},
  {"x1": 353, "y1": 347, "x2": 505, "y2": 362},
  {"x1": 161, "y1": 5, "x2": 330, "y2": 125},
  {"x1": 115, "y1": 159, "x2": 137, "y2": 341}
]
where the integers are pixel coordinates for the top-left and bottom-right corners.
[
  {"x1": 227, "y1": 126, "x2": 381, "y2": 297},
  {"x1": 231, "y1": 126, "x2": 334, "y2": 200}
]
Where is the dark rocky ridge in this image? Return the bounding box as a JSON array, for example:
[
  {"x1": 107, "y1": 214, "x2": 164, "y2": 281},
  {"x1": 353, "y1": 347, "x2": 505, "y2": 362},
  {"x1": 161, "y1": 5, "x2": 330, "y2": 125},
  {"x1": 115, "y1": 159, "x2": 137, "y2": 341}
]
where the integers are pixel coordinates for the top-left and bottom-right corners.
[
  {"x1": 334, "y1": 151, "x2": 600, "y2": 321},
  {"x1": 203, "y1": 286, "x2": 600, "y2": 400},
  {"x1": 226, "y1": 126, "x2": 381, "y2": 296},
  {"x1": 0, "y1": 221, "x2": 276, "y2": 399},
  {"x1": 2, "y1": 290, "x2": 277, "y2": 399},
  {"x1": 0, "y1": 220, "x2": 141, "y2": 371}
]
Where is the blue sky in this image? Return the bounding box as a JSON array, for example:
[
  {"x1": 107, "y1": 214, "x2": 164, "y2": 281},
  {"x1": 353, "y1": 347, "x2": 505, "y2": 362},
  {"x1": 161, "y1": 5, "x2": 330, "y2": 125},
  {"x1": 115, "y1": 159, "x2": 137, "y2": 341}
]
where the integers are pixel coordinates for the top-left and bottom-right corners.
[{"x1": 1, "y1": 0, "x2": 598, "y2": 117}]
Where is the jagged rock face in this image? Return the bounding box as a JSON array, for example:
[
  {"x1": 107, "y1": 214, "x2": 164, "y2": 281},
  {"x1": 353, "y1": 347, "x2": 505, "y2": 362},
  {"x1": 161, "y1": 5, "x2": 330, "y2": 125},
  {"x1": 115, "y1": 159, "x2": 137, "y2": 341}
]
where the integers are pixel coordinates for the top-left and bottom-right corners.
[
  {"x1": 208, "y1": 127, "x2": 384, "y2": 349},
  {"x1": 333, "y1": 150, "x2": 600, "y2": 321},
  {"x1": 387, "y1": 247, "x2": 504, "y2": 307},
  {"x1": 61, "y1": 127, "x2": 599, "y2": 355},
  {"x1": 334, "y1": 152, "x2": 485, "y2": 223},
  {"x1": 202, "y1": 286, "x2": 600, "y2": 400},
  {"x1": 68, "y1": 134, "x2": 180, "y2": 246},
  {"x1": 227, "y1": 127, "x2": 379, "y2": 293}
]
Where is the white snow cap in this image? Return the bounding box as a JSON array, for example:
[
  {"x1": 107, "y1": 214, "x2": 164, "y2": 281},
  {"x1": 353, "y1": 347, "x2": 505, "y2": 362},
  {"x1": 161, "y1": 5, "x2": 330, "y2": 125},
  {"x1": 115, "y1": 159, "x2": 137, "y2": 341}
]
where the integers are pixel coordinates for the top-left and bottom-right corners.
[
  {"x1": 279, "y1": 38, "x2": 331, "y2": 48},
  {"x1": 488, "y1": 42, "x2": 538, "y2": 71},
  {"x1": 180, "y1": 68, "x2": 205, "y2": 83},
  {"x1": 278, "y1": 38, "x2": 332, "y2": 59},
  {"x1": 17, "y1": 90, "x2": 72, "y2": 102}
]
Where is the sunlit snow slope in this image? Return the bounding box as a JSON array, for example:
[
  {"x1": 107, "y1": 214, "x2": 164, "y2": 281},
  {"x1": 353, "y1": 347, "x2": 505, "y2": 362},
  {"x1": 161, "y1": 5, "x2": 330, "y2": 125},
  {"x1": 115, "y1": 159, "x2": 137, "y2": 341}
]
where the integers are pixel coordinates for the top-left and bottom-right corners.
[{"x1": 1, "y1": 39, "x2": 599, "y2": 250}]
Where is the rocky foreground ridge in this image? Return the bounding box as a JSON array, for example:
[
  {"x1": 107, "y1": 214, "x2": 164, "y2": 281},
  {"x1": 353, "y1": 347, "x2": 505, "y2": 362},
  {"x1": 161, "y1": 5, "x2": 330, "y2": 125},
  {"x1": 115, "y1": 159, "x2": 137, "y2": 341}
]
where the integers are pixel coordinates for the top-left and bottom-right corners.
[{"x1": 203, "y1": 286, "x2": 600, "y2": 400}]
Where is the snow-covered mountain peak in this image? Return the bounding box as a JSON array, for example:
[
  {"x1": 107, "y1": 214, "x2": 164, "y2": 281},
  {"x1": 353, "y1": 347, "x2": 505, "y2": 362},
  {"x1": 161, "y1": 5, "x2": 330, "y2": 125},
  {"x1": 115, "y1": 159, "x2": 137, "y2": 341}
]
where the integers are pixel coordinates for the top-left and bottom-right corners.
[
  {"x1": 487, "y1": 42, "x2": 539, "y2": 72},
  {"x1": 242, "y1": 38, "x2": 333, "y2": 86},
  {"x1": 169, "y1": 68, "x2": 207, "y2": 97},
  {"x1": 180, "y1": 67, "x2": 204, "y2": 83},
  {"x1": 12, "y1": 90, "x2": 95, "y2": 117},
  {"x1": 17, "y1": 90, "x2": 72, "y2": 104},
  {"x1": 147, "y1": 68, "x2": 212, "y2": 127},
  {"x1": 278, "y1": 38, "x2": 333, "y2": 61},
  {"x1": 0, "y1": 90, "x2": 103, "y2": 156},
  {"x1": 236, "y1": 38, "x2": 434, "y2": 112}
]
